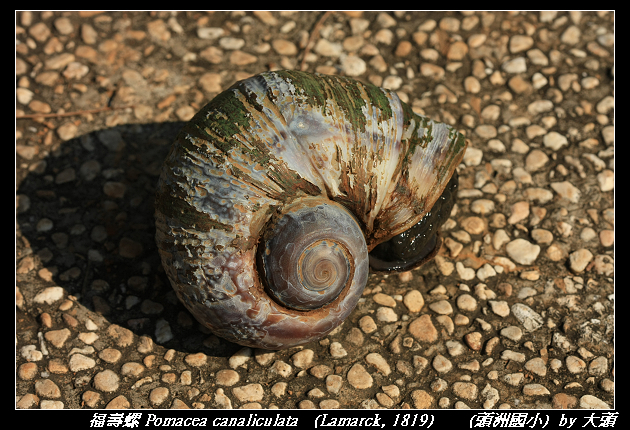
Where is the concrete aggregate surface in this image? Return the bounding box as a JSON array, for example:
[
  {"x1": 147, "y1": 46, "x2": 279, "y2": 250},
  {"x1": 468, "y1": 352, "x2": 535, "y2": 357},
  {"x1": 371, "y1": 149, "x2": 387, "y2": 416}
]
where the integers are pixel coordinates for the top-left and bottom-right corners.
[{"x1": 16, "y1": 11, "x2": 613, "y2": 409}]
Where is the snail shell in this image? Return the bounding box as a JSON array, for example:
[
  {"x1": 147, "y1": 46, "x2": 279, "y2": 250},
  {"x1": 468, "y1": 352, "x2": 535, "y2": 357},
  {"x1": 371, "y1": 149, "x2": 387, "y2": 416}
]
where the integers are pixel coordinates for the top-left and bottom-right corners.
[{"x1": 155, "y1": 70, "x2": 467, "y2": 349}]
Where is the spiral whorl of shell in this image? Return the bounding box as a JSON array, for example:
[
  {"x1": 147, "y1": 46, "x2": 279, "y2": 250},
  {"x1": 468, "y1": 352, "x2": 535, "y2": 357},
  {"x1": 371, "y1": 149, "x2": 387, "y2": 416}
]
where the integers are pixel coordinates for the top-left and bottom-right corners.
[{"x1": 155, "y1": 70, "x2": 466, "y2": 349}]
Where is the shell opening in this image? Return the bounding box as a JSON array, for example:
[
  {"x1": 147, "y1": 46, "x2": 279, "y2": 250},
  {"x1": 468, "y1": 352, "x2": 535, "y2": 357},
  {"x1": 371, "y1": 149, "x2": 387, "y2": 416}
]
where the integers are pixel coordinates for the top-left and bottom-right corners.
[{"x1": 369, "y1": 171, "x2": 459, "y2": 272}]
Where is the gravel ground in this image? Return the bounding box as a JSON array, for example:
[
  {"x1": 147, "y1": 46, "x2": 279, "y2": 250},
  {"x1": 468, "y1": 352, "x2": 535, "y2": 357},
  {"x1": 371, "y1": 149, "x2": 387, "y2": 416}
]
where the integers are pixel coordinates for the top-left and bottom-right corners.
[{"x1": 16, "y1": 11, "x2": 614, "y2": 409}]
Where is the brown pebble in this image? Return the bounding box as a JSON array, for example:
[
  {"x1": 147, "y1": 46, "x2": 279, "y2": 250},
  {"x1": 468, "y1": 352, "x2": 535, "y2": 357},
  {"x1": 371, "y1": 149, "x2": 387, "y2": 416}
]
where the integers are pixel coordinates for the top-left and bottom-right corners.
[
  {"x1": 106, "y1": 395, "x2": 131, "y2": 409},
  {"x1": 18, "y1": 362, "x2": 38, "y2": 380},
  {"x1": 408, "y1": 314, "x2": 437, "y2": 343},
  {"x1": 552, "y1": 393, "x2": 578, "y2": 409},
  {"x1": 35, "y1": 379, "x2": 61, "y2": 398},
  {"x1": 411, "y1": 390, "x2": 434, "y2": 408}
]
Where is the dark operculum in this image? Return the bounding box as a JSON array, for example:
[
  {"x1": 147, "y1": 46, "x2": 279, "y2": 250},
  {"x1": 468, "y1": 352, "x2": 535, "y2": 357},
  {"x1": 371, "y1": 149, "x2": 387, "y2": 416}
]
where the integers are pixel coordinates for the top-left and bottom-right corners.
[{"x1": 369, "y1": 172, "x2": 458, "y2": 272}]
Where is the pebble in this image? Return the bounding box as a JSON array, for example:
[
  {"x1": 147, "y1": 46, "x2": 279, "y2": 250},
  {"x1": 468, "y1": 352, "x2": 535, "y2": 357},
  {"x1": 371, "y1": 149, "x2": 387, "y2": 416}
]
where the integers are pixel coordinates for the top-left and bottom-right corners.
[
  {"x1": 94, "y1": 370, "x2": 120, "y2": 392},
  {"x1": 551, "y1": 181, "x2": 581, "y2": 203},
  {"x1": 569, "y1": 249, "x2": 593, "y2": 273},
  {"x1": 446, "y1": 340, "x2": 466, "y2": 356},
  {"x1": 232, "y1": 384, "x2": 263, "y2": 402},
  {"x1": 214, "y1": 388, "x2": 232, "y2": 409},
  {"x1": 376, "y1": 306, "x2": 398, "y2": 322},
  {"x1": 452, "y1": 382, "x2": 478, "y2": 400},
  {"x1": 511, "y1": 303, "x2": 544, "y2": 332},
  {"x1": 502, "y1": 57, "x2": 527, "y2": 73},
  {"x1": 229, "y1": 50, "x2": 257, "y2": 66},
  {"x1": 291, "y1": 349, "x2": 314, "y2": 369},
  {"x1": 566, "y1": 356, "x2": 587, "y2": 374},
  {"x1": 18, "y1": 362, "x2": 38, "y2": 380},
  {"x1": 506, "y1": 239, "x2": 540, "y2": 265},
  {"x1": 543, "y1": 132, "x2": 569, "y2": 151},
  {"x1": 229, "y1": 347, "x2": 252, "y2": 369},
  {"x1": 580, "y1": 395, "x2": 610, "y2": 409},
  {"x1": 503, "y1": 373, "x2": 524, "y2": 386},
  {"x1": 464, "y1": 332, "x2": 482, "y2": 351},
  {"x1": 561, "y1": 25, "x2": 581, "y2": 45},
  {"x1": 597, "y1": 170, "x2": 614, "y2": 192},
  {"x1": 326, "y1": 375, "x2": 344, "y2": 394},
  {"x1": 121, "y1": 362, "x2": 144, "y2": 377},
  {"x1": 45, "y1": 328, "x2": 71, "y2": 348},
  {"x1": 35, "y1": 379, "x2": 61, "y2": 398},
  {"x1": 359, "y1": 316, "x2": 377, "y2": 333},
  {"x1": 411, "y1": 390, "x2": 434, "y2": 409},
  {"x1": 215, "y1": 369, "x2": 239, "y2": 386},
  {"x1": 522, "y1": 384, "x2": 550, "y2": 396},
  {"x1": 270, "y1": 360, "x2": 292, "y2": 378},
  {"x1": 33, "y1": 287, "x2": 64, "y2": 305},
  {"x1": 498, "y1": 326, "x2": 521, "y2": 344},
  {"x1": 329, "y1": 342, "x2": 348, "y2": 358},
  {"x1": 508, "y1": 201, "x2": 530, "y2": 224},
  {"x1": 149, "y1": 387, "x2": 169, "y2": 406},
  {"x1": 340, "y1": 55, "x2": 366, "y2": 76},
  {"x1": 429, "y1": 300, "x2": 453, "y2": 315},
  {"x1": 69, "y1": 354, "x2": 96, "y2": 372},
  {"x1": 501, "y1": 350, "x2": 526, "y2": 363},
  {"x1": 310, "y1": 364, "x2": 332, "y2": 379},
  {"x1": 409, "y1": 314, "x2": 437, "y2": 343},
  {"x1": 403, "y1": 290, "x2": 424, "y2": 312},
  {"x1": 525, "y1": 358, "x2": 547, "y2": 377},
  {"x1": 347, "y1": 363, "x2": 373, "y2": 389},
  {"x1": 510, "y1": 35, "x2": 534, "y2": 53},
  {"x1": 552, "y1": 393, "x2": 578, "y2": 409},
  {"x1": 489, "y1": 300, "x2": 510, "y2": 317},
  {"x1": 588, "y1": 356, "x2": 608, "y2": 376},
  {"x1": 365, "y1": 353, "x2": 391, "y2": 376},
  {"x1": 456, "y1": 294, "x2": 477, "y2": 312},
  {"x1": 185, "y1": 352, "x2": 207, "y2": 367},
  {"x1": 456, "y1": 262, "x2": 476, "y2": 280},
  {"x1": 481, "y1": 384, "x2": 500, "y2": 409},
  {"x1": 432, "y1": 354, "x2": 453, "y2": 373}
]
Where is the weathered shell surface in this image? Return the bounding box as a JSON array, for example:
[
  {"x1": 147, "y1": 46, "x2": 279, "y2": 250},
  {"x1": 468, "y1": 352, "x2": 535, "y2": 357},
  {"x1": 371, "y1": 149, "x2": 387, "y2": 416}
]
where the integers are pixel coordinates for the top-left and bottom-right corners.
[{"x1": 155, "y1": 70, "x2": 467, "y2": 349}]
